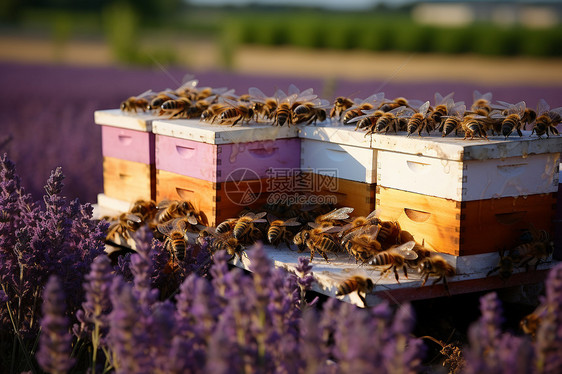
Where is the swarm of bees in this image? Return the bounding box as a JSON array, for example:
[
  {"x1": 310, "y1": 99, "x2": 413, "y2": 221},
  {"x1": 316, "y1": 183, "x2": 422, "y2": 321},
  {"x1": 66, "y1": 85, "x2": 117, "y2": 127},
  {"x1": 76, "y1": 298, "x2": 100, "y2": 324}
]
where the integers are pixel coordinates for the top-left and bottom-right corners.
[{"x1": 121, "y1": 81, "x2": 561, "y2": 139}]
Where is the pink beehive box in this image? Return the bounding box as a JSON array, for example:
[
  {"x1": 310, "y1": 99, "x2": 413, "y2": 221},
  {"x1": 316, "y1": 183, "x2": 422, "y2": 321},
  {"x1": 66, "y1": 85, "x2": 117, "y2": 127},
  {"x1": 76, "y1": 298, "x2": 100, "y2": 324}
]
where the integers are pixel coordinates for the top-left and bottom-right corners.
[
  {"x1": 152, "y1": 119, "x2": 300, "y2": 183},
  {"x1": 95, "y1": 109, "x2": 162, "y2": 205}
]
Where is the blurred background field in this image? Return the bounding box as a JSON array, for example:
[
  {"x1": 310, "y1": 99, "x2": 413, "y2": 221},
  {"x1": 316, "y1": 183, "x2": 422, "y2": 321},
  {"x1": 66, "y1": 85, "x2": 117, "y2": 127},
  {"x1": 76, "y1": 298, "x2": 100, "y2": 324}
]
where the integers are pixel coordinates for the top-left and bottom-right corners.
[{"x1": 1, "y1": 0, "x2": 562, "y2": 204}]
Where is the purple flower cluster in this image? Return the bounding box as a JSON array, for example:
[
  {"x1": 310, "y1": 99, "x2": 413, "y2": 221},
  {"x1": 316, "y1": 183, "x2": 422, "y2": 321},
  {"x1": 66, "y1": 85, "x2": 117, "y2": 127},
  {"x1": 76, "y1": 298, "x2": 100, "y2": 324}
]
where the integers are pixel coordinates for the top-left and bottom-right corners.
[{"x1": 0, "y1": 153, "x2": 106, "y2": 371}]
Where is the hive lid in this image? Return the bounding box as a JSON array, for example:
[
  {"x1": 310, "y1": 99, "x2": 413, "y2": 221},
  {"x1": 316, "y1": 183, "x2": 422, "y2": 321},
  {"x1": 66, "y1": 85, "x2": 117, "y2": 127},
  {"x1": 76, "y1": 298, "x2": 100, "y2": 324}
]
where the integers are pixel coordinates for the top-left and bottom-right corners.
[
  {"x1": 94, "y1": 109, "x2": 158, "y2": 132},
  {"x1": 371, "y1": 131, "x2": 562, "y2": 161},
  {"x1": 299, "y1": 121, "x2": 372, "y2": 148},
  {"x1": 152, "y1": 119, "x2": 299, "y2": 144}
]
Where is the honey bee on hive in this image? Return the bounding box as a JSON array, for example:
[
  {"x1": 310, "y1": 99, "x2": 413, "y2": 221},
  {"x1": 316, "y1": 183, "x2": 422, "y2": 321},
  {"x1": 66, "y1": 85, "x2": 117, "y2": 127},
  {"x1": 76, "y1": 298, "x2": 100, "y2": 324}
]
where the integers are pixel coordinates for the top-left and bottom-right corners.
[
  {"x1": 293, "y1": 225, "x2": 342, "y2": 263},
  {"x1": 120, "y1": 89, "x2": 156, "y2": 113},
  {"x1": 427, "y1": 92, "x2": 455, "y2": 131},
  {"x1": 369, "y1": 241, "x2": 418, "y2": 283},
  {"x1": 335, "y1": 274, "x2": 375, "y2": 308},
  {"x1": 341, "y1": 92, "x2": 386, "y2": 125},
  {"x1": 267, "y1": 215, "x2": 301, "y2": 249},
  {"x1": 532, "y1": 99, "x2": 562, "y2": 138}
]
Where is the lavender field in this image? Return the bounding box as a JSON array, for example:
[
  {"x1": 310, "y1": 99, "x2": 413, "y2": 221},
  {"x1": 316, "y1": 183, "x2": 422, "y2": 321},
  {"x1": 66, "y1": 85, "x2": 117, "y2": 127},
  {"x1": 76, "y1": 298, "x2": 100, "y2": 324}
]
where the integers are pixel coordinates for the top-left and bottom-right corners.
[
  {"x1": 2, "y1": 61, "x2": 562, "y2": 204},
  {"x1": 2, "y1": 61, "x2": 562, "y2": 373}
]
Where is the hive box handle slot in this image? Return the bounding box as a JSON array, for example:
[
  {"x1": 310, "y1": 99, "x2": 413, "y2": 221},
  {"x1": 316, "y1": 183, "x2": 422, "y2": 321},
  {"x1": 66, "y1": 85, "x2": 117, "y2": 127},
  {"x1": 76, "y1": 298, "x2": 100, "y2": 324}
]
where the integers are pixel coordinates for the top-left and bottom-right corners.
[
  {"x1": 118, "y1": 135, "x2": 133, "y2": 145},
  {"x1": 176, "y1": 187, "x2": 194, "y2": 201},
  {"x1": 326, "y1": 147, "x2": 347, "y2": 162},
  {"x1": 496, "y1": 163, "x2": 527, "y2": 177},
  {"x1": 248, "y1": 147, "x2": 278, "y2": 158},
  {"x1": 403, "y1": 208, "x2": 431, "y2": 222},
  {"x1": 175, "y1": 145, "x2": 195, "y2": 159},
  {"x1": 118, "y1": 173, "x2": 131, "y2": 180},
  {"x1": 406, "y1": 161, "x2": 431, "y2": 174},
  {"x1": 494, "y1": 211, "x2": 527, "y2": 225}
]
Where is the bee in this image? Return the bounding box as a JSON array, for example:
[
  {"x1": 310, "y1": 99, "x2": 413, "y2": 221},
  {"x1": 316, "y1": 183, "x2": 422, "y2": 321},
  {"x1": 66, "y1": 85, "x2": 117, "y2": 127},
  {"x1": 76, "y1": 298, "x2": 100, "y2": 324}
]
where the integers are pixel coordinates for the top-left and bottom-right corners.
[
  {"x1": 173, "y1": 76, "x2": 200, "y2": 100},
  {"x1": 267, "y1": 216, "x2": 301, "y2": 248},
  {"x1": 157, "y1": 217, "x2": 190, "y2": 262},
  {"x1": 330, "y1": 96, "x2": 355, "y2": 121},
  {"x1": 273, "y1": 86, "x2": 317, "y2": 127},
  {"x1": 369, "y1": 241, "x2": 418, "y2": 283},
  {"x1": 129, "y1": 199, "x2": 158, "y2": 223},
  {"x1": 147, "y1": 90, "x2": 180, "y2": 111},
  {"x1": 376, "y1": 219, "x2": 402, "y2": 250},
  {"x1": 232, "y1": 211, "x2": 267, "y2": 244},
  {"x1": 293, "y1": 225, "x2": 342, "y2": 262},
  {"x1": 379, "y1": 96, "x2": 420, "y2": 112},
  {"x1": 406, "y1": 101, "x2": 432, "y2": 137},
  {"x1": 155, "y1": 199, "x2": 201, "y2": 226},
  {"x1": 342, "y1": 93, "x2": 385, "y2": 125},
  {"x1": 374, "y1": 106, "x2": 412, "y2": 135},
  {"x1": 532, "y1": 99, "x2": 562, "y2": 138},
  {"x1": 159, "y1": 97, "x2": 193, "y2": 119},
  {"x1": 201, "y1": 103, "x2": 229, "y2": 123},
  {"x1": 120, "y1": 89, "x2": 155, "y2": 113},
  {"x1": 441, "y1": 102, "x2": 466, "y2": 137},
  {"x1": 511, "y1": 228, "x2": 554, "y2": 271},
  {"x1": 336, "y1": 275, "x2": 375, "y2": 308},
  {"x1": 105, "y1": 212, "x2": 143, "y2": 241},
  {"x1": 418, "y1": 255, "x2": 456, "y2": 294},
  {"x1": 341, "y1": 225, "x2": 383, "y2": 264},
  {"x1": 217, "y1": 98, "x2": 255, "y2": 126},
  {"x1": 461, "y1": 115, "x2": 488, "y2": 140},
  {"x1": 520, "y1": 303, "x2": 547, "y2": 340},
  {"x1": 207, "y1": 231, "x2": 245, "y2": 261},
  {"x1": 428, "y1": 92, "x2": 455, "y2": 131},
  {"x1": 470, "y1": 90, "x2": 493, "y2": 116},
  {"x1": 292, "y1": 99, "x2": 330, "y2": 125},
  {"x1": 486, "y1": 248, "x2": 519, "y2": 280},
  {"x1": 348, "y1": 109, "x2": 385, "y2": 133},
  {"x1": 249, "y1": 87, "x2": 278, "y2": 121},
  {"x1": 215, "y1": 218, "x2": 238, "y2": 235},
  {"x1": 338, "y1": 209, "x2": 381, "y2": 240},
  {"x1": 494, "y1": 100, "x2": 528, "y2": 138}
]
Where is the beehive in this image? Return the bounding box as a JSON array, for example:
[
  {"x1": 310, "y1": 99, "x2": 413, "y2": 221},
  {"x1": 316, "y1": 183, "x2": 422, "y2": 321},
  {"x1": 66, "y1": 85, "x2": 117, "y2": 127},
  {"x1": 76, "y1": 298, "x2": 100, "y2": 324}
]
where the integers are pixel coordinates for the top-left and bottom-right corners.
[
  {"x1": 152, "y1": 118, "x2": 300, "y2": 225},
  {"x1": 96, "y1": 109, "x2": 160, "y2": 202},
  {"x1": 373, "y1": 132, "x2": 561, "y2": 256},
  {"x1": 299, "y1": 124, "x2": 376, "y2": 214}
]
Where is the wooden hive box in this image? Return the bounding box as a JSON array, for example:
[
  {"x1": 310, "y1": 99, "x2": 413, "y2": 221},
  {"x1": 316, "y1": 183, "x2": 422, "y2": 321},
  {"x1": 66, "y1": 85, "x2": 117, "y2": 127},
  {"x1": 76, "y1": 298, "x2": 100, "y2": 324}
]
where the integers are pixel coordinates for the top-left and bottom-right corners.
[
  {"x1": 299, "y1": 123, "x2": 376, "y2": 216},
  {"x1": 152, "y1": 119, "x2": 301, "y2": 226},
  {"x1": 96, "y1": 109, "x2": 161, "y2": 202},
  {"x1": 373, "y1": 132, "x2": 562, "y2": 256}
]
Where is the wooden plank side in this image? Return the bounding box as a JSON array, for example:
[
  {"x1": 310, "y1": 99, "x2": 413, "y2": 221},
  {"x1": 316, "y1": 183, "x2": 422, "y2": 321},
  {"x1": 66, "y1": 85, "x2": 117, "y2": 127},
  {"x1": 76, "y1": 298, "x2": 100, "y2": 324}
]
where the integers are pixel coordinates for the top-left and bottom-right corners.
[
  {"x1": 103, "y1": 157, "x2": 154, "y2": 202},
  {"x1": 310, "y1": 174, "x2": 376, "y2": 217},
  {"x1": 376, "y1": 186, "x2": 462, "y2": 255}
]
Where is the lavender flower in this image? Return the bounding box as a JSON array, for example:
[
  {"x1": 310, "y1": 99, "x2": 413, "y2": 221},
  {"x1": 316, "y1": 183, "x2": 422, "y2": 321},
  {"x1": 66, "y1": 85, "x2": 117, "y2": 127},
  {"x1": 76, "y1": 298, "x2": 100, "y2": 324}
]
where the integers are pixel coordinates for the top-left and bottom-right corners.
[
  {"x1": 37, "y1": 275, "x2": 75, "y2": 374},
  {"x1": 108, "y1": 276, "x2": 152, "y2": 374},
  {"x1": 536, "y1": 263, "x2": 562, "y2": 373}
]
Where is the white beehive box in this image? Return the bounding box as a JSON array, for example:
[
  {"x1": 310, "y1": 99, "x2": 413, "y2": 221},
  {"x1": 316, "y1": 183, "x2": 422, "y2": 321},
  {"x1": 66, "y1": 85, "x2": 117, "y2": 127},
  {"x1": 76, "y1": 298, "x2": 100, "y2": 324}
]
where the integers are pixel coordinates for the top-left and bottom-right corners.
[
  {"x1": 374, "y1": 131, "x2": 561, "y2": 201},
  {"x1": 300, "y1": 123, "x2": 377, "y2": 183}
]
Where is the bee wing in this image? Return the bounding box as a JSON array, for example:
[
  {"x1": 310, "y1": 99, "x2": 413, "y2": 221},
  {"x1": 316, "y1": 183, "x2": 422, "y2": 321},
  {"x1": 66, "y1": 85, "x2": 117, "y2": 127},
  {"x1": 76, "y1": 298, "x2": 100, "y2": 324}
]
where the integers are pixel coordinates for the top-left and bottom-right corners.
[
  {"x1": 253, "y1": 211, "x2": 268, "y2": 220},
  {"x1": 389, "y1": 241, "x2": 418, "y2": 260},
  {"x1": 362, "y1": 92, "x2": 386, "y2": 105},
  {"x1": 391, "y1": 106, "x2": 414, "y2": 118},
  {"x1": 495, "y1": 100, "x2": 513, "y2": 110},
  {"x1": 288, "y1": 83, "x2": 302, "y2": 96},
  {"x1": 345, "y1": 113, "x2": 373, "y2": 124},
  {"x1": 223, "y1": 97, "x2": 243, "y2": 107},
  {"x1": 275, "y1": 89, "x2": 287, "y2": 101},
  {"x1": 178, "y1": 75, "x2": 199, "y2": 90},
  {"x1": 186, "y1": 214, "x2": 199, "y2": 226},
  {"x1": 418, "y1": 101, "x2": 431, "y2": 116},
  {"x1": 319, "y1": 225, "x2": 343, "y2": 234},
  {"x1": 267, "y1": 212, "x2": 280, "y2": 224},
  {"x1": 135, "y1": 89, "x2": 156, "y2": 99},
  {"x1": 435, "y1": 92, "x2": 455, "y2": 106},
  {"x1": 537, "y1": 99, "x2": 550, "y2": 115},
  {"x1": 249, "y1": 87, "x2": 269, "y2": 102},
  {"x1": 320, "y1": 207, "x2": 354, "y2": 221},
  {"x1": 125, "y1": 213, "x2": 143, "y2": 224},
  {"x1": 365, "y1": 208, "x2": 380, "y2": 221},
  {"x1": 157, "y1": 220, "x2": 175, "y2": 236},
  {"x1": 282, "y1": 217, "x2": 302, "y2": 227},
  {"x1": 156, "y1": 199, "x2": 174, "y2": 210},
  {"x1": 473, "y1": 90, "x2": 492, "y2": 102},
  {"x1": 549, "y1": 106, "x2": 562, "y2": 116}
]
